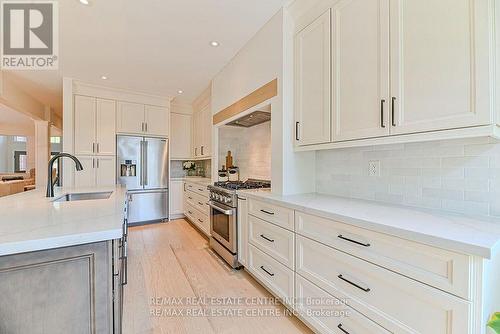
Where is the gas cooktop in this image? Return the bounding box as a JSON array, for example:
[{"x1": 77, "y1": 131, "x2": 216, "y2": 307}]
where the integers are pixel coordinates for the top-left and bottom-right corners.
[{"x1": 212, "y1": 179, "x2": 271, "y2": 191}]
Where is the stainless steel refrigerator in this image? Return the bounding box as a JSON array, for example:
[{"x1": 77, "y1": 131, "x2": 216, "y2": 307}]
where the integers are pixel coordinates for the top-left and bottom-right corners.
[{"x1": 117, "y1": 135, "x2": 169, "y2": 225}]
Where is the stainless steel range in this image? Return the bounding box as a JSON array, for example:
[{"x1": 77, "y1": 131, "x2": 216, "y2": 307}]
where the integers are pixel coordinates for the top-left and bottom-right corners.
[{"x1": 208, "y1": 179, "x2": 271, "y2": 268}]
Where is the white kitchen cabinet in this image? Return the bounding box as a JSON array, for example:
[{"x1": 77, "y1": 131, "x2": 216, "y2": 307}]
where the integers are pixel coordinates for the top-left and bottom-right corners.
[
  {"x1": 96, "y1": 99, "x2": 117, "y2": 155},
  {"x1": 117, "y1": 102, "x2": 169, "y2": 136},
  {"x1": 294, "y1": 9, "x2": 331, "y2": 146},
  {"x1": 74, "y1": 96, "x2": 116, "y2": 156},
  {"x1": 192, "y1": 105, "x2": 212, "y2": 158},
  {"x1": 170, "y1": 113, "x2": 192, "y2": 159},
  {"x1": 145, "y1": 105, "x2": 169, "y2": 137},
  {"x1": 117, "y1": 101, "x2": 144, "y2": 135},
  {"x1": 237, "y1": 196, "x2": 248, "y2": 266},
  {"x1": 390, "y1": 0, "x2": 492, "y2": 135},
  {"x1": 74, "y1": 95, "x2": 96, "y2": 156},
  {"x1": 294, "y1": 0, "x2": 497, "y2": 151},
  {"x1": 170, "y1": 180, "x2": 184, "y2": 217},
  {"x1": 332, "y1": 0, "x2": 390, "y2": 141},
  {"x1": 75, "y1": 155, "x2": 116, "y2": 187}
]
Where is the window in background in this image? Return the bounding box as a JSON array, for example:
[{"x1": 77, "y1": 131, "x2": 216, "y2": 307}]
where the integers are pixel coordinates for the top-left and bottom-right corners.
[
  {"x1": 50, "y1": 137, "x2": 61, "y2": 144},
  {"x1": 14, "y1": 151, "x2": 27, "y2": 172},
  {"x1": 13, "y1": 136, "x2": 27, "y2": 142}
]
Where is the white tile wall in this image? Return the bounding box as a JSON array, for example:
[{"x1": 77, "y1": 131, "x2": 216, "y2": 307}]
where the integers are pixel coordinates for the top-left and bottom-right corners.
[
  {"x1": 218, "y1": 121, "x2": 271, "y2": 181},
  {"x1": 316, "y1": 137, "x2": 500, "y2": 218}
]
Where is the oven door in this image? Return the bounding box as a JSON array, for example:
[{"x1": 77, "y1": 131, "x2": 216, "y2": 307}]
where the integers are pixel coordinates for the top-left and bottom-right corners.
[{"x1": 208, "y1": 200, "x2": 237, "y2": 253}]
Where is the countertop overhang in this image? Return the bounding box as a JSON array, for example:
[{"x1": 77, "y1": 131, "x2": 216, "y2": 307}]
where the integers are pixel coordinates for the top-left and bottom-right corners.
[{"x1": 0, "y1": 185, "x2": 127, "y2": 257}]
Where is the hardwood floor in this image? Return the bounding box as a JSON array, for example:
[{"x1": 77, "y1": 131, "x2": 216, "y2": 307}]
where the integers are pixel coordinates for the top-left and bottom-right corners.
[{"x1": 123, "y1": 219, "x2": 312, "y2": 334}]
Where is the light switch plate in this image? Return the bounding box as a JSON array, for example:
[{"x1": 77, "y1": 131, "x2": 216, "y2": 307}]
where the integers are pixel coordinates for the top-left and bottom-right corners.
[{"x1": 368, "y1": 160, "x2": 381, "y2": 177}]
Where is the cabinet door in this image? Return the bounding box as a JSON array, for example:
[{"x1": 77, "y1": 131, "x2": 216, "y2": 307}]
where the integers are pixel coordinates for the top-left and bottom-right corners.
[
  {"x1": 74, "y1": 95, "x2": 96, "y2": 155},
  {"x1": 390, "y1": 0, "x2": 492, "y2": 135},
  {"x1": 201, "y1": 106, "x2": 212, "y2": 157},
  {"x1": 170, "y1": 113, "x2": 192, "y2": 159},
  {"x1": 96, "y1": 156, "x2": 116, "y2": 186},
  {"x1": 237, "y1": 196, "x2": 248, "y2": 266},
  {"x1": 74, "y1": 156, "x2": 96, "y2": 187},
  {"x1": 117, "y1": 102, "x2": 144, "y2": 134},
  {"x1": 145, "y1": 105, "x2": 169, "y2": 137},
  {"x1": 96, "y1": 99, "x2": 116, "y2": 155},
  {"x1": 332, "y1": 0, "x2": 390, "y2": 141},
  {"x1": 295, "y1": 9, "x2": 331, "y2": 146},
  {"x1": 170, "y1": 180, "x2": 184, "y2": 215},
  {"x1": 192, "y1": 111, "x2": 202, "y2": 157}
]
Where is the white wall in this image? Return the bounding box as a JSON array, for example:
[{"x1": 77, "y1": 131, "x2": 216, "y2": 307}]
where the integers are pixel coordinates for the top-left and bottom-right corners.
[
  {"x1": 211, "y1": 9, "x2": 315, "y2": 195},
  {"x1": 218, "y1": 121, "x2": 271, "y2": 181},
  {"x1": 316, "y1": 137, "x2": 500, "y2": 218}
]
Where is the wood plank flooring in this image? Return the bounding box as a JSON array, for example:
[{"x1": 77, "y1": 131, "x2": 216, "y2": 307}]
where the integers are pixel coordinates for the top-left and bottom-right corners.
[{"x1": 123, "y1": 219, "x2": 312, "y2": 334}]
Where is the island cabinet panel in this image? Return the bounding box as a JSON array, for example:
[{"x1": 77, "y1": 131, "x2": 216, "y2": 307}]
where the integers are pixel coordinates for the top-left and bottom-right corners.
[{"x1": 0, "y1": 241, "x2": 114, "y2": 334}]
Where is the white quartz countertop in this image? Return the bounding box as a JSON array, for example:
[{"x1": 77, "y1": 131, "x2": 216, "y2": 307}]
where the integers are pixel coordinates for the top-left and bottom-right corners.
[
  {"x1": 237, "y1": 190, "x2": 500, "y2": 259},
  {"x1": 0, "y1": 185, "x2": 127, "y2": 257}
]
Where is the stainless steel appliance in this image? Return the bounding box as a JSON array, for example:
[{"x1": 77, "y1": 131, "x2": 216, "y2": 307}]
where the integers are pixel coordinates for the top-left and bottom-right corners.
[
  {"x1": 117, "y1": 135, "x2": 169, "y2": 225},
  {"x1": 208, "y1": 179, "x2": 271, "y2": 268}
]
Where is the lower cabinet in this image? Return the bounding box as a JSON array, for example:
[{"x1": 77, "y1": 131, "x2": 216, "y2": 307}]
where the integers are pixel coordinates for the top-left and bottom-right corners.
[
  {"x1": 75, "y1": 155, "x2": 116, "y2": 187},
  {"x1": 295, "y1": 275, "x2": 390, "y2": 334},
  {"x1": 170, "y1": 180, "x2": 184, "y2": 218},
  {"x1": 0, "y1": 239, "x2": 124, "y2": 334},
  {"x1": 183, "y1": 181, "x2": 210, "y2": 236},
  {"x1": 237, "y1": 196, "x2": 248, "y2": 266}
]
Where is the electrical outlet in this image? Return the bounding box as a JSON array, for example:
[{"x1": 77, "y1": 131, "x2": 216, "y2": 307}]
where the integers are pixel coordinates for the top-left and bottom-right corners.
[{"x1": 368, "y1": 160, "x2": 381, "y2": 177}]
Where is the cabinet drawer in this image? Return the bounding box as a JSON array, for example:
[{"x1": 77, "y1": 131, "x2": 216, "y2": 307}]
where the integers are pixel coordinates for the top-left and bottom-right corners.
[
  {"x1": 248, "y1": 244, "x2": 294, "y2": 305},
  {"x1": 295, "y1": 275, "x2": 390, "y2": 334},
  {"x1": 296, "y1": 235, "x2": 471, "y2": 334},
  {"x1": 295, "y1": 211, "x2": 471, "y2": 299},
  {"x1": 193, "y1": 209, "x2": 210, "y2": 236},
  {"x1": 191, "y1": 191, "x2": 210, "y2": 216},
  {"x1": 185, "y1": 182, "x2": 209, "y2": 198},
  {"x1": 248, "y1": 215, "x2": 294, "y2": 269},
  {"x1": 184, "y1": 203, "x2": 197, "y2": 223},
  {"x1": 248, "y1": 198, "x2": 294, "y2": 231}
]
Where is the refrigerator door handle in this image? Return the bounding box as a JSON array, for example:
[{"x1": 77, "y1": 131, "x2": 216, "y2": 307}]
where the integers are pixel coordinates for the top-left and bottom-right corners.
[
  {"x1": 143, "y1": 140, "x2": 148, "y2": 186},
  {"x1": 139, "y1": 141, "x2": 143, "y2": 186}
]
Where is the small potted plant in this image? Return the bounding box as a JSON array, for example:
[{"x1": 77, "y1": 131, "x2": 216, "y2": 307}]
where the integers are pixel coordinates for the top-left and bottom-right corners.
[
  {"x1": 488, "y1": 313, "x2": 500, "y2": 333},
  {"x1": 183, "y1": 161, "x2": 196, "y2": 176}
]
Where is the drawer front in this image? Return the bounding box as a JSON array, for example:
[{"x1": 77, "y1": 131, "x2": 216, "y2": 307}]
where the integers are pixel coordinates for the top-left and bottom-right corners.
[
  {"x1": 295, "y1": 211, "x2": 471, "y2": 299},
  {"x1": 248, "y1": 244, "x2": 294, "y2": 304},
  {"x1": 184, "y1": 203, "x2": 197, "y2": 223},
  {"x1": 249, "y1": 215, "x2": 295, "y2": 269},
  {"x1": 185, "y1": 182, "x2": 209, "y2": 197},
  {"x1": 248, "y1": 198, "x2": 294, "y2": 231},
  {"x1": 295, "y1": 275, "x2": 391, "y2": 334},
  {"x1": 296, "y1": 235, "x2": 470, "y2": 334},
  {"x1": 192, "y1": 191, "x2": 209, "y2": 216},
  {"x1": 184, "y1": 189, "x2": 198, "y2": 208},
  {"x1": 193, "y1": 209, "x2": 210, "y2": 236}
]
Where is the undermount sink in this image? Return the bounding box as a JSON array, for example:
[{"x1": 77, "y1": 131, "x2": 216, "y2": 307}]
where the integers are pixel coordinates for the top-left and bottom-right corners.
[{"x1": 53, "y1": 191, "x2": 113, "y2": 202}]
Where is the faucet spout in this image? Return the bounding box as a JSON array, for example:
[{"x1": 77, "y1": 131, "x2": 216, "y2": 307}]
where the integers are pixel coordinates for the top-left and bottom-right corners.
[{"x1": 46, "y1": 153, "x2": 84, "y2": 197}]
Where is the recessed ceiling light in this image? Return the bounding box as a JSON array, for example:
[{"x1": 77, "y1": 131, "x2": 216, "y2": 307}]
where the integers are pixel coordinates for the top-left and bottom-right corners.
[
  {"x1": 178, "y1": 90, "x2": 184, "y2": 94},
  {"x1": 79, "y1": 0, "x2": 90, "y2": 5},
  {"x1": 210, "y1": 41, "x2": 220, "y2": 47},
  {"x1": 101, "y1": 76, "x2": 108, "y2": 80}
]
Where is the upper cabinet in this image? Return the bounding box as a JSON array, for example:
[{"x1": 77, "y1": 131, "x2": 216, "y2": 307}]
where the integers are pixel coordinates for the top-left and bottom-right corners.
[
  {"x1": 117, "y1": 102, "x2": 169, "y2": 137},
  {"x1": 390, "y1": 0, "x2": 492, "y2": 134},
  {"x1": 332, "y1": 0, "x2": 390, "y2": 141},
  {"x1": 74, "y1": 95, "x2": 116, "y2": 156},
  {"x1": 294, "y1": 0, "x2": 496, "y2": 150},
  {"x1": 193, "y1": 105, "x2": 212, "y2": 158},
  {"x1": 170, "y1": 113, "x2": 192, "y2": 159},
  {"x1": 295, "y1": 9, "x2": 331, "y2": 146}
]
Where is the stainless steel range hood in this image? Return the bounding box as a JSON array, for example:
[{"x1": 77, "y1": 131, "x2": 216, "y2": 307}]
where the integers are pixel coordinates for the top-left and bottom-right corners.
[{"x1": 226, "y1": 108, "x2": 271, "y2": 128}]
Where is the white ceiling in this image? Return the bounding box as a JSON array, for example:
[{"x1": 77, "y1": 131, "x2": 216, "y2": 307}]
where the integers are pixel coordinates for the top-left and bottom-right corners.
[
  {"x1": 7, "y1": 0, "x2": 288, "y2": 114},
  {"x1": 0, "y1": 104, "x2": 34, "y2": 127}
]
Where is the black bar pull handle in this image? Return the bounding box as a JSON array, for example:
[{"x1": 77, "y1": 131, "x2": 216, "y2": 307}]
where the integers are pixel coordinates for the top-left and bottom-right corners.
[
  {"x1": 260, "y1": 209, "x2": 275, "y2": 216},
  {"x1": 380, "y1": 99, "x2": 386, "y2": 128},
  {"x1": 260, "y1": 266, "x2": 275, "y2": 277},
  {"x1": 337, "y1": 274, "x2": 370, "y2": 292},
  {"x1": 337, "y1": 235, "x2": 371, "y2": 247},
  {"x1": 295, "y1": 122, "x2": 300, "y2": 141},
  {"x1": 337, "y1": 324, "x2": 350, "y2": 334},
  {"x1": 260, "y1": 234, "x2": 275, "y2": 243},
  {"x1": 391, "y1": 97, "x2": 397, "y2": 126}
]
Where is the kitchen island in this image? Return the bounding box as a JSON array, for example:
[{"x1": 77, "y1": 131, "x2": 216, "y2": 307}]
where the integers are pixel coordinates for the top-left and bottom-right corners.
[{"x1": 0, "y1": 185, "x2": 127, "y2": 334}]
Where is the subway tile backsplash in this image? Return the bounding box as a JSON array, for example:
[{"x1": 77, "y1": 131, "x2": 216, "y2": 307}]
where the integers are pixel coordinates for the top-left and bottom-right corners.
[{"x1": 315, "y1": 137, "x2": 500, "y2": 218}]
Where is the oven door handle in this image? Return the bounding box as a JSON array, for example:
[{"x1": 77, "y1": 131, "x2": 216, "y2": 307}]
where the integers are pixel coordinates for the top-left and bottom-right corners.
[{"x1": 208, "y1": 201, "x2": 234, "y2": 215}]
